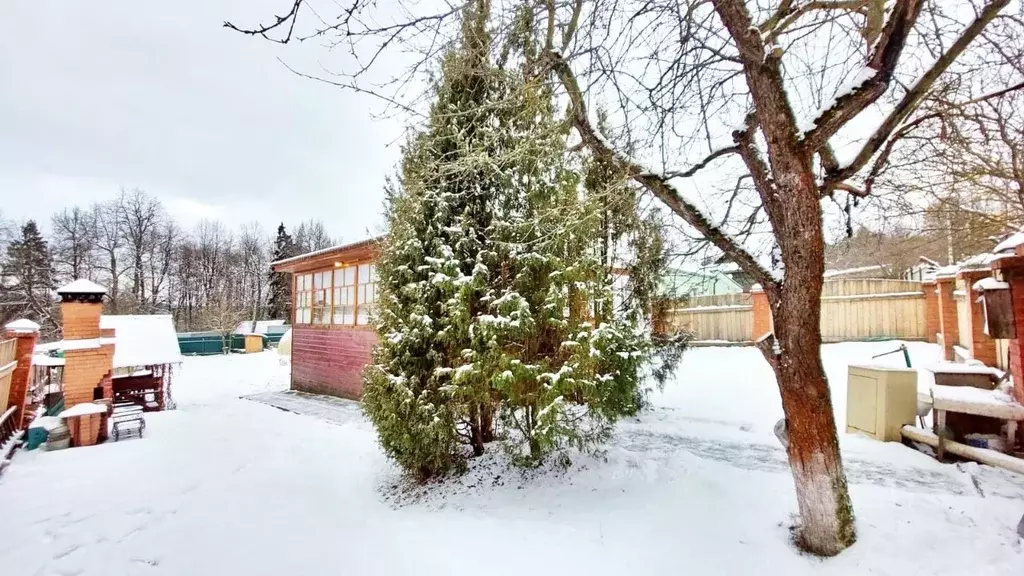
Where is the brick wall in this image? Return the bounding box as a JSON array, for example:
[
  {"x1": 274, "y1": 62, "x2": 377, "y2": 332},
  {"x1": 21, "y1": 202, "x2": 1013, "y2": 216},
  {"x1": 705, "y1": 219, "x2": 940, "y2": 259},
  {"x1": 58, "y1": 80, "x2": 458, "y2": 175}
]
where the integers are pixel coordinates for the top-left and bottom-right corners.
[
  {"x1": 751, "y1": 288, "x2": 772, "y2": 339},
  {"x1": 62, "y1": 302, "x2": 104, "y2": 340},
  {"x1": 63, "y1": 344, "x2": 115, "y2": 407},
  {"x1": 60, "y1": 300, "x2": 114, "y2": 408},
  {"x1": 291, "y1": 326, "x2": 377, "y2": 399}
]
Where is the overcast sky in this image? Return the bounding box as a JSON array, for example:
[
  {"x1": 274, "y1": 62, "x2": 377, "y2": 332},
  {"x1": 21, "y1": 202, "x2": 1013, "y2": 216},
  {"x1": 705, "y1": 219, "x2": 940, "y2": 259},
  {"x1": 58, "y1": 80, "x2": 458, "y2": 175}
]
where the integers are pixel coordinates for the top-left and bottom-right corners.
[{"x1": 0, "y1": 0, "x2": 402, "y2": 242}]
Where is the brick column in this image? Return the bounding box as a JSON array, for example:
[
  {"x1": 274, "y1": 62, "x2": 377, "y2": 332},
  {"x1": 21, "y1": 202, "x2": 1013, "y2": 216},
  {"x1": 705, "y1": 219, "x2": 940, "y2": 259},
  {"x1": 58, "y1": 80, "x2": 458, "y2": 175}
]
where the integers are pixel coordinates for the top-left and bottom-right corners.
[
  {"x1": 960, "y1": 271, "x2": 997, "y2": 366},
  {"x1": 3, "y1": 319, "x2": 40, "y2": 429},
  {"x1": 935, "y1": 277, "x2": 959, "y2": 361},
  {"x1": 751, "y1": 285, "x2": 772, "y2": 340},
  {"x1": 923, "y1": 281, "x2": 939, "y2": 344},
  {"x1": 57, "y1": 280, "x2": 112, "y2": 411},
  {"x1": 992, "y1": 253, "x2": 1024, "y2": 405}
]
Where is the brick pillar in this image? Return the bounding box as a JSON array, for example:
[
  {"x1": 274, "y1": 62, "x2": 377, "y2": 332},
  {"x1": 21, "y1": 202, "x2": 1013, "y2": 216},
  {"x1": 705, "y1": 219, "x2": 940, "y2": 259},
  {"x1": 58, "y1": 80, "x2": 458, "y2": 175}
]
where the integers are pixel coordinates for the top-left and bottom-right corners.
[
  {"x1": 935, "y1": 277, "x2": 959, "y2": 361},
  {"x1": 923, "y1": 281, "x2": 939, "y2": 344},
  {"x1": 57, "y1": 280, "x2": 111, "y2": 411},
  {"x1": 751, "y1": 285, "x2": 772, "y2": 340},
  {"x1": 960, "y1": 271, "x2": 997, "y2": 366},
  {"x1": 3, "y1": 319, "x2": 40, "y2": 429},
  {"x1": 1008, "y1": 277, "x2": 1024, "y2": 404}
]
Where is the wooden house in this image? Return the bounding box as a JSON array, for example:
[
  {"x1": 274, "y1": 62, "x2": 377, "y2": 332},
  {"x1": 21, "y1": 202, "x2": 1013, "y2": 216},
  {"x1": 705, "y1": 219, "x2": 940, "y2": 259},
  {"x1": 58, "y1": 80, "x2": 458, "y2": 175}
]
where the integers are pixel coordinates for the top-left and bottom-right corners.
[{"x1": 270, "y1": 237, "x2": 382, "y2": 399}]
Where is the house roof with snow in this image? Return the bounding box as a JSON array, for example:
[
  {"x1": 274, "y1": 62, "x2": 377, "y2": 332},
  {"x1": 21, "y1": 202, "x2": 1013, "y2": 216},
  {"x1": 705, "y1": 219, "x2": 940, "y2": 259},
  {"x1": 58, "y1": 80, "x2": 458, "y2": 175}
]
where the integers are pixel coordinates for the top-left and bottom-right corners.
[
  {"x1": 99, "y1": 314, "x2": 183, "y2": 368},
  {"x1": 270, "y1": 236, "x2": 384, "y2": 273},
  {"x1": 233, "y1": 319, "x2": 287, "y2": 335},
  {"x1": 661, "y1": 268, "x2": 743, "y2": 298},
  {"x1": 823, "y1": 264, "x2": 887, "y2": 279}
]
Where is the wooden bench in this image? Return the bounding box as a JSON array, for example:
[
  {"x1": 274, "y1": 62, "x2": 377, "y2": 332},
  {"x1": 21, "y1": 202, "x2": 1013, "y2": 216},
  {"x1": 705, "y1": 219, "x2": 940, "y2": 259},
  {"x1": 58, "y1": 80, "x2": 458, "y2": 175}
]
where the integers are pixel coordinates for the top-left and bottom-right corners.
[
  {"x1": 932, "y1": 384, "x2": 1024, "y2": 460},
  {"x1": 110, "y1": 403, "x2": 145, "y2": 441}
]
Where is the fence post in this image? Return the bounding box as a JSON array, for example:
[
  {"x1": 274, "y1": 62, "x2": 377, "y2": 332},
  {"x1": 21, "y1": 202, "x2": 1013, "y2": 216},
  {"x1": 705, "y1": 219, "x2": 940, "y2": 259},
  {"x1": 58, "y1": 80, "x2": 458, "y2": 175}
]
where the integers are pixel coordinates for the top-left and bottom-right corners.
[
  {"x1": 923, "y1": 280, "x2": 939, "y2": 344},
  {"x1": 3, "y1": 319, "x2": 40, "y2": 429},
  {"x1": 935, "y1": 277, "x2": 959, "y2": 361},
  {"x1": 751, "y1": 284, "x2": 772, "y2": 340},
  {"x1": 959, "y1": 270, "x2": 997, "y2": 366}
]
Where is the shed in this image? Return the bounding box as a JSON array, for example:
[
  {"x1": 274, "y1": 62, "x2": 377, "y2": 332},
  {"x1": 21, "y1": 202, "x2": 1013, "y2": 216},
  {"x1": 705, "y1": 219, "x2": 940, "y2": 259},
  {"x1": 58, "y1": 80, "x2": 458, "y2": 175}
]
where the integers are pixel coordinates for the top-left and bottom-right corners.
[{"x1": 270, "y1": 237, "x2": 382, "y2": 399}]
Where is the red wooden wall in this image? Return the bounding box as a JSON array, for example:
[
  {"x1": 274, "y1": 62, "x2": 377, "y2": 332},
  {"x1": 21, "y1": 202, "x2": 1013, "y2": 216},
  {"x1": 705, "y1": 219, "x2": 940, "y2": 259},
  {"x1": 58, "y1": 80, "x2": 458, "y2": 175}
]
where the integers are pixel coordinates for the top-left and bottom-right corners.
[{"x1": 291, "y1": 326, "x2": 377, "y2": 399}]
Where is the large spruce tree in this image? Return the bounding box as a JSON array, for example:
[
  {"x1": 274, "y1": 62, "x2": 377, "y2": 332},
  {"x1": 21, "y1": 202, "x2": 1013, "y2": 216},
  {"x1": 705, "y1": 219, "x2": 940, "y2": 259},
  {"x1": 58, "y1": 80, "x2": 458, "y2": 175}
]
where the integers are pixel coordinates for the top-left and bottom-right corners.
[
  {"x1": 4, "y1": 220, "x2": 55, "y2": 331},
  {"x1": 365, "y1": 0, "x2": 671, "y2": 477},
  {"x1": 267, "y1": 223, "x2": 296, "y2": 320}
]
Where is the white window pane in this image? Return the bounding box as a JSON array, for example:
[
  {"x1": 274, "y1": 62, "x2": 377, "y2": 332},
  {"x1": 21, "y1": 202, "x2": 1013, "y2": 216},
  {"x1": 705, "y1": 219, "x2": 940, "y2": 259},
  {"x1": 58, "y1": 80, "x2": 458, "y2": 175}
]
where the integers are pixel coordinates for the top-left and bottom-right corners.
[
  {"x1": 346, "y1": 286, "x2": 355, "y2": 304},
  {"x1": 344, "y1": 267, "x2": 355, "y2": 286},
  {"x1": 358, "y1": 264, "x2": 370, "y2": 284},
  {"x1": 368, "y1": 265, "x2": 376, "y2": 282},
  {"x1": 356, "y1": 307, "x2": 369, "y2": 325}
]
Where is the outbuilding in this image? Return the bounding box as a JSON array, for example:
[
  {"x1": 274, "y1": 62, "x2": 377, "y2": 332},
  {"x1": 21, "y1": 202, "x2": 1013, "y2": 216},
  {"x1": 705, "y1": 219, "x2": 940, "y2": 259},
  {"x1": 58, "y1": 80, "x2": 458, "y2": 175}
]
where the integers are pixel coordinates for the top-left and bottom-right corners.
[{"x1": 270, "y1": 237, "x2": 382, "y2": 398}]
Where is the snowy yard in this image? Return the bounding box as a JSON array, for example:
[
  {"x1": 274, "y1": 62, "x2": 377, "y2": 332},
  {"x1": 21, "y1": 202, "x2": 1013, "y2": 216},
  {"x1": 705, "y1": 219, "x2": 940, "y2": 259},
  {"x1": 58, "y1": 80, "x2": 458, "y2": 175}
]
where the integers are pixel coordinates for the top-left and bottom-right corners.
[{"x1": 2, "y1": 343, "x2": 1022, "y2": 575}]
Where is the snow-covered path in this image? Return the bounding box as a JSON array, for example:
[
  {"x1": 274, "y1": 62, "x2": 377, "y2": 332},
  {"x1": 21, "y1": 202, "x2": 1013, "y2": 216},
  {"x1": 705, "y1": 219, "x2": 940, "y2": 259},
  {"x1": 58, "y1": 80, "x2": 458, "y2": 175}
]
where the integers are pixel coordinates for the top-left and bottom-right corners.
[{"x1": 1, "y1": 345, "x2": 1022, "y2": 575}]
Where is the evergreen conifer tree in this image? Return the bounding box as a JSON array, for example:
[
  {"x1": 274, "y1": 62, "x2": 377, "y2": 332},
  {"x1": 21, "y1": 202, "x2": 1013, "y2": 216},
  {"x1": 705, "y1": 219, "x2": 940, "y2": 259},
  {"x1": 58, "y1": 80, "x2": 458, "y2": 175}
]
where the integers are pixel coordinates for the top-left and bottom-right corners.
[
  {"x1": 4, "y1": 220, "x2": 55, "y2": 330},
  {"x1": 363, "y1": 0, "x2": 508, "y2": 477},
  {"x1": 267, "y1": 223, "x2": 296, "y2": 320},
  {"x1": 365, "y1": 0, "x2": 684, "y2": 477}
]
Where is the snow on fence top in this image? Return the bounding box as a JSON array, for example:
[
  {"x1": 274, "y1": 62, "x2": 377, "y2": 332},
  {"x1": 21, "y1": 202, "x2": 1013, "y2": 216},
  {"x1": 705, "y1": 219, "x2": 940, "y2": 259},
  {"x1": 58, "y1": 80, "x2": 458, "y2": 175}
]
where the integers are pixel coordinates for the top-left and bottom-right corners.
[
  {"x1": 822, "y1": 264, "x2": 886, "y2": 278},
  {"x1": 99, "y1": 314, "x2": 183, "y2": 368},
  {"x1": 972, "y1": 277, "x2": 1009, "y2": 291},
  {"x1": 56, "y1": 278, "x2": 107, "y2": 294}
]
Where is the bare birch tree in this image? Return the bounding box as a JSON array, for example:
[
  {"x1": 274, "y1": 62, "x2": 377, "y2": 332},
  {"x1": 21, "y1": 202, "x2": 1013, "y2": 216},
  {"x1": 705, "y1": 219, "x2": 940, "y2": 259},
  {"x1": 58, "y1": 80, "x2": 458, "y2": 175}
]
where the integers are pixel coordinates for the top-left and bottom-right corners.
[{"x1": 229, "y1": 0, "x2": 1021, "y2": 555}]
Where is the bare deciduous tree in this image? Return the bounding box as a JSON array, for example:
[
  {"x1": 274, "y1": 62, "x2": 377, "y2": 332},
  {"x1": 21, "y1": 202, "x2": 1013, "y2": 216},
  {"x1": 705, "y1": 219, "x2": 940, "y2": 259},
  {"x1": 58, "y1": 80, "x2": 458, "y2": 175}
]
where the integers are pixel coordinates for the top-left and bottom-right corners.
[{"x1": 50, "y1": 206, "x2": 97, "y2": 284}]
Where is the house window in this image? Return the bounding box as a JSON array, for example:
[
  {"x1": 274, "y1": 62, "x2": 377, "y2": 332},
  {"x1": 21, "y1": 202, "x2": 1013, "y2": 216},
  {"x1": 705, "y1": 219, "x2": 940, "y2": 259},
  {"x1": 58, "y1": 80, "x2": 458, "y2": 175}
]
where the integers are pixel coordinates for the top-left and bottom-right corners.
[
  {"x1": 295, "y1": 273, "x2": 313, "y2": 324},
  {"x1": 333, "y1": 266, "x2": 356, "y2": 325},
  {"x1": 357, "y1": 264, "x2": 377, "y2": 325},
  {"x1": 312, "y1": 271, "x2": 333, "y2": 325}
]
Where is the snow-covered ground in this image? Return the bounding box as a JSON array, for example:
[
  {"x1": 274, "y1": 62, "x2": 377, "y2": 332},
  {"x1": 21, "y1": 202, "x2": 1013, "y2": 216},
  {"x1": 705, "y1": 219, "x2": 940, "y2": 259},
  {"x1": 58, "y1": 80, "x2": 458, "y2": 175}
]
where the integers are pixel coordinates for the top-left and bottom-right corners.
[{"x1": 1, "y1": 343, "x2": 1022, "y2": 575}]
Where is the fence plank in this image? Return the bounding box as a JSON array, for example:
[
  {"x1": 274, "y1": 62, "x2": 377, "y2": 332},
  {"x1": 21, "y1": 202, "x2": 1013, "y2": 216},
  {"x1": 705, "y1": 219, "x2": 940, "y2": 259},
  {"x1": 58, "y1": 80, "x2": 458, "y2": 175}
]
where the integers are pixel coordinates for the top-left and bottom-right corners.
[{"x1": 668, "y1": 278, "x2": 927, "y2": 343}]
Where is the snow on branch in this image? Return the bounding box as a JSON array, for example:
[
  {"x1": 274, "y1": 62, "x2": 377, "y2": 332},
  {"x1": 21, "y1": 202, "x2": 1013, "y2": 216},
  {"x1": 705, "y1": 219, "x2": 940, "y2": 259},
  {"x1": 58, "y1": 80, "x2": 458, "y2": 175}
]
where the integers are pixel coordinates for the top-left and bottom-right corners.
[
  {"x1": 542, "y1": 50, "x2": 779, "y2": 293},
  {"x1": 821, "y1": 0, "x2": 1010, "y2": 188}
]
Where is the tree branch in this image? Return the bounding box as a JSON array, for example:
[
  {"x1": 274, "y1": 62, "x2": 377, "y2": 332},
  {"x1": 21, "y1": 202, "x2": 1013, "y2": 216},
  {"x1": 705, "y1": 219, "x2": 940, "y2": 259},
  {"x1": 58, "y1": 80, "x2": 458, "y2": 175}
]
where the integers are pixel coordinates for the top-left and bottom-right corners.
[
  {"x1": 543, "y1": 50, "x2": 779, "y2": 293},
  {"x1": 822, "y1": 0, "x2": 1010, "y2": 185},
  {"x1": 802, "y1": 0, "x2": 925, "y2": 150},
  {"x1": 223, "y1": 0, "x2": 304, "y2": 44}
]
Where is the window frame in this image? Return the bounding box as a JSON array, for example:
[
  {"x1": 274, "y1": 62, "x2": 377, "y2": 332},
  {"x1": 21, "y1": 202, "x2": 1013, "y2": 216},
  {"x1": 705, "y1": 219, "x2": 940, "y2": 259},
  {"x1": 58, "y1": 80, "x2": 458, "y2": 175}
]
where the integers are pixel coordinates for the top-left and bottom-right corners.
[{"x1": 292, "y1": 261, "x2": 377, "y2": 328}]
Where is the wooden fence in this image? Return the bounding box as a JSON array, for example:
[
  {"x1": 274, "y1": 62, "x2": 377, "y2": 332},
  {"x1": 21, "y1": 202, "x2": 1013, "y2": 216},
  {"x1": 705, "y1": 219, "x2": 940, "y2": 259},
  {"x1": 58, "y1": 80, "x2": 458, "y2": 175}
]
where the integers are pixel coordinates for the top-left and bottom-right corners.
[
  {"x1": 669, "y1": 278, "x2": 927, "y2": 343},
  {"x1": 670, "y1": 293, "x2": 753, "y2": 342},
  {"x1": 0, "y1": 338, "x2": 17, "y2": 414}
]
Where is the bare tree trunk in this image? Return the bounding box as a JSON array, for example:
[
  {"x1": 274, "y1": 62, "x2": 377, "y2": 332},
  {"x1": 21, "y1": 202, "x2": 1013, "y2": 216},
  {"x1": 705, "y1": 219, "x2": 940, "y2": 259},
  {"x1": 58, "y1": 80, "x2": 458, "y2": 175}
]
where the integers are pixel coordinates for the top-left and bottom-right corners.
[{"x1": 767, "y1": 184, "x2": 855, "y2": 555}]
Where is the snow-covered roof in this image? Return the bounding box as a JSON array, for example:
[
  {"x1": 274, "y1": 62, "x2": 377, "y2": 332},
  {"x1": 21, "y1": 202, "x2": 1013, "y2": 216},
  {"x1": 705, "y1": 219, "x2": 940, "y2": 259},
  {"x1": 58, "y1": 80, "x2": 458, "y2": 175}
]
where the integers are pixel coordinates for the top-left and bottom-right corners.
[
  {"x1": 57, "y1": 279, "x2": 107, "y2": 294},
  {"x1": 233, "y1": 319, "x2": 286, "y2": 335},
  {"x1": 99, "y1": 314, "x2": 183, "y2": 368},
  {"x1": 270, "y1": 236, "x2": 384, "y2": 267},
  {"x1": 993, "y1": 231, "x2": 1024, "y2": 254},
  {"x1": 4, "y1": 318, "x2": 40, "y2": 333}
]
